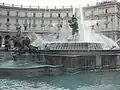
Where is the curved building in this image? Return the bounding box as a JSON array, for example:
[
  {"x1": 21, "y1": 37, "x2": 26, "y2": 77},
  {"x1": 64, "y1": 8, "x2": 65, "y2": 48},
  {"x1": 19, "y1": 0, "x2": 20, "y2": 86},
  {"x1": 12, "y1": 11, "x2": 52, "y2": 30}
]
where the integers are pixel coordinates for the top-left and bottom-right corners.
[{"x1": 0, "y1": 3, "x2": 73, "y2": 47}]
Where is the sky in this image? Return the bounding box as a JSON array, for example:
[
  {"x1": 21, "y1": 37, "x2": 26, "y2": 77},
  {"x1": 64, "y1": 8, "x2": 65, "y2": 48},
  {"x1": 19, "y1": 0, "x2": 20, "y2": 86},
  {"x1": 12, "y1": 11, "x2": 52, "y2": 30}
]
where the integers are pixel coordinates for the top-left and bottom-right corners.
[{"x1": 0, "y1": 0, "x2": 105, "y2": 7}]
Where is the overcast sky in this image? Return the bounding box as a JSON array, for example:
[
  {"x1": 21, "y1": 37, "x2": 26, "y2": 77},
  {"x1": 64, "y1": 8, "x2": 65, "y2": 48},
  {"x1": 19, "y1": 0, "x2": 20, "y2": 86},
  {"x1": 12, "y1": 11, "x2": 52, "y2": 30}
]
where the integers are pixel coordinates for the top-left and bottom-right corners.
[{"x1": 0, "y1": 0, "x2": 106, "y2": 7}]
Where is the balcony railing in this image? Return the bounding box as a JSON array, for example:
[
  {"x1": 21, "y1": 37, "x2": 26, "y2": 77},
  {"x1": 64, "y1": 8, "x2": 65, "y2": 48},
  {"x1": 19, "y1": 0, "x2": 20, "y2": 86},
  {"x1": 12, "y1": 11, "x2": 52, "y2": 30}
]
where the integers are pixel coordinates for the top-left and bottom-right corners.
[
  {"x1": 0, "y1": 28, "x2": 57, "y2": 33},
  {"x1": 0, "y1": 2, "x2": 73, "y2": 9}
]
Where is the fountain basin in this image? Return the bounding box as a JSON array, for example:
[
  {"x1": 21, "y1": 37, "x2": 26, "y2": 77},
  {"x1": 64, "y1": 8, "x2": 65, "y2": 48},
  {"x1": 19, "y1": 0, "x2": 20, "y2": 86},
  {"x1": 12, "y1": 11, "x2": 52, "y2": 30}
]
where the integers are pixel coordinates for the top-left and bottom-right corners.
[{"x1": 0, "y1": 64, "x2": 64, "y2": 77}]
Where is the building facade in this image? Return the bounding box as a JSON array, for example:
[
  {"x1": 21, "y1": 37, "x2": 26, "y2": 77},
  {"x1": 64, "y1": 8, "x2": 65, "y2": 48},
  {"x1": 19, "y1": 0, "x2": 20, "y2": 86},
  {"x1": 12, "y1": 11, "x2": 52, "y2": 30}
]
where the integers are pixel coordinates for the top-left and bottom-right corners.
[
  {"x1": 0, "y1": 3, "x2": 73, "y2": 47},
  {"x1": 82, "y1": 0, "x2": 120, "y2": 45}
]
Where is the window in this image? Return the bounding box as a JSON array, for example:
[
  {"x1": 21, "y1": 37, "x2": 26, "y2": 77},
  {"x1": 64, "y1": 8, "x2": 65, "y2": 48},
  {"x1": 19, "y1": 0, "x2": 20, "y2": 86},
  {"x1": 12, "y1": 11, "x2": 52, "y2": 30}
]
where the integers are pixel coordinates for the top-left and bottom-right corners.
[
  {"x1": 50, "y1": 20, "x2": 52, "y2": 23},
  {"x1": 105, "y1": 9, "x2": 108, "y2": 13},
  {"x1": 91, "y1": 18, "x2": 94, "y2": 20},
  {"x1": 24, "y1": 26, "x2": 27, "y2": 30},
  {"x1": 42, "y1": 13, "x2": 44, "y2": 18},
  {"x1": 7, "y1": 18, "x2": 9, "y2": 22},
  {"x1": 42, "y1": 20, "x2": 44, "y2": 23},
  {"x1": 66, "y1": 13, "x2": 69, "y2": 17},
  {"x1": 33, "y1": 20, "x2": 35, "y2": 24},
  {"x1": 91, "y1": 25, "x2": 94, "y2": 30},
  {"x1": 33, "y1": 13, "x2": 36, "y2": 17},
  {"x1": 16, "y1": 12, "x2": 19, "y2": 16},
  {"x1": 58, "y1": 13, "x2": 60, "y2": 17},
  {"x1": 50, "y1": 13, "x2": 52, "y2": 18},
  {"x1": 106, "y1": 16, "x2": 108, "y2": 20},
  {"x1": 25, "y1": 12, "x2": 27, "y2": 17},
  {"x1": 111, "y1": 18, "x2": 113, "y2": 22},
  {"x1": 7, "y1": 11, "x2": 9, "y2": 16},
  {"x1": 91, "y1": 11, "x2": 94, "y2": 16},
  {"x1": 97, "y1": 16, "x2": 99, "y2": 20},
  {"x1": 25, "y1": 20, "x2": 27, "y2": 24},
  {"x1": 88, "y1": 16, "x2": 90, "y2": 19},
  {"x1": 58, "y1": 20, "x2": 60, "y2": 23},
  {"x1": 32, "y1": 20, "x2": 36, "y2": 27},
  {"x1": 105, "y1": 24, "x2": 108, "y2": 28},
  {"x1": 29, "y1": 19, "x2": 31, "y2": 28},
  {"x1": 83, "y1": 12, "x2": 85, "y2": 16},
  {"x1": 16, "y1": 19, "x2": 18, "y2": 23},
  {"x1": 24, "y1": 20, "x2": 27, "y2": 31}
]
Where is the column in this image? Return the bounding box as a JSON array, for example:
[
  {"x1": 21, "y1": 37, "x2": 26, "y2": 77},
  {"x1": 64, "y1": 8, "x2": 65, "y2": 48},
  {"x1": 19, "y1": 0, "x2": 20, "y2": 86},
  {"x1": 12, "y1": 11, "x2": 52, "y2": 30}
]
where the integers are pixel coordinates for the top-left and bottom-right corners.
[
  {"x1": 1, "y1": 37, "x2": 5, "y2": 47},
  {"x1": 116, "y1": 55, "x2": 120, "y2": 68},
  {"x1": 115, "y1": 34, "x2": 117, "y2": 41},
  {"x1": 96, "y1": 55, "x2": 102, "y2": 69},
  {"x1": 115, "y1": 15, "x2": 118, "y2": 31}
]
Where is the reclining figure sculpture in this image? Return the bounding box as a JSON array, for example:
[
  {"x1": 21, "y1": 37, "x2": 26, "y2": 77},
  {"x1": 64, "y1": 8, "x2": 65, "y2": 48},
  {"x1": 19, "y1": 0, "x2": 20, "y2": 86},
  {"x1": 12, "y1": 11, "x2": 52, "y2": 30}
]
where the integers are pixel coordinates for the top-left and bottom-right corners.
[{"x1": 9, "y1": 25, "x2": 38, "y2": 53}]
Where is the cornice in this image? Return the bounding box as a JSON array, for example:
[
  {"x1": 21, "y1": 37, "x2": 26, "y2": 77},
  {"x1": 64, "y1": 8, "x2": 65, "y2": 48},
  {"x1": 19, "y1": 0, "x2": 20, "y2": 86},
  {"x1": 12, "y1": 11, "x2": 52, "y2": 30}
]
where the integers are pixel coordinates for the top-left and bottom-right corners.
[
  {"x1": 0, "y1": 5, "x2": 73, "y2": 12},
  {"x1": 83, "y1": 2, "x2": 119, "y2": 10}
]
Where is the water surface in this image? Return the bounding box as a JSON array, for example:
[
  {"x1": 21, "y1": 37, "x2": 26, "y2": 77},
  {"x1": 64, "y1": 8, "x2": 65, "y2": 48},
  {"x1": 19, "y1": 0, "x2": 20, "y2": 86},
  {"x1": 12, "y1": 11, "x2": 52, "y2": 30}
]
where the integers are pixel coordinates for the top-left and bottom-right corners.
[{"x1": 0, "y1": 71, "x2": 120, "y2": 90}]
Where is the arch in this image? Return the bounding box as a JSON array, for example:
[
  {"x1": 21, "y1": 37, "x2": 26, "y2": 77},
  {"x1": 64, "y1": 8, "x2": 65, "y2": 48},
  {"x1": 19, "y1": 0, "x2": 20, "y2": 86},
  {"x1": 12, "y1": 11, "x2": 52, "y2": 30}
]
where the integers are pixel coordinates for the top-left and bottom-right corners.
[
  {"x1": 4, "y1": 35, "x2": 11, "y2": 50},
  {"x1": 4, "y1": 35, "x2": 11, "y2": 40}
]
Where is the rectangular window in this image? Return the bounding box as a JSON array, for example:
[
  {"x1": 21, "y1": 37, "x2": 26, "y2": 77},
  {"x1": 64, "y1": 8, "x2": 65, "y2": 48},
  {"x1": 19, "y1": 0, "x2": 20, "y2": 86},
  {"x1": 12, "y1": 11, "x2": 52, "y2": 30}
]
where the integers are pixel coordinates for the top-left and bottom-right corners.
[
  {"x1": 91, "y1": 25, "x2": 94, "y2": 30},
  {"x1": 106, "y1": 16, "x2": 108, "y2": 20},
  {"x1": 50, "y1": 13, "x2": 52, "y2": 18},
  {"x1": 16, "y1": 19, "x2": 18, "y2": 23},
  {"x1": 29, "y1": 20, "x2": 31, "y2": 28},
  {"x1": 33, "y1": 13, "x2": 36, "y2": 17},
  {"x1": 42, "y1": 13, "x2": 44, "y2": 18},
  {"x1": 16, "y1": 12, "x2": 19, "y2": 16},
  {"x1": 105, "y1": 24, "x2": 108, "y2": 28},
  {"x1": 58, "y1": 13, "x2": 60, "y2": 17},
  {"x1": 25, "y1": 12, "x2": 27, "y2": 17},
  {"x1": 66, "y1": 13, "x2": 69, "y2": 17},
  {"x1": 42, "y1": 20, "x2": 44, "y2": 23},
  {"x1": 7, "y1": 18, "x2": 9, "y2": 22},
  {"x1": 83, "y1": 12, "x2": 85, "y2": 16},
  {"x1": 105, "y1": 9, "x2": 108, "y2": 13},
  {"x1": 25, "y1": 20, "x2": 27, "y2": 24},
  {"x1": 33, "y1": 20, "x2": 36, "y2": 24},
  {"x1": 7, "y1": 11, "x2": 9, "y2": 16},
  {"x1": 58, "y1": 20, "x2": 60, "y2": 23},
  {"x1": 91, "y1": 11, "x2": 94, "y2": 16},
  {"x1": 50, "y1": 20, "x2": 52, "y2": 23}
]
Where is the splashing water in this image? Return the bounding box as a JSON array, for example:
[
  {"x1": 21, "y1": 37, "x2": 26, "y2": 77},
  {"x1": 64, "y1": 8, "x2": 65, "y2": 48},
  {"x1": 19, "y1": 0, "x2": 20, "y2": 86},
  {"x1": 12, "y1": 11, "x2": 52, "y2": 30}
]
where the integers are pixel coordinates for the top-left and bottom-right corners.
[{"x1": 26, "y1": 6, "x2": 119, "y2": 50}]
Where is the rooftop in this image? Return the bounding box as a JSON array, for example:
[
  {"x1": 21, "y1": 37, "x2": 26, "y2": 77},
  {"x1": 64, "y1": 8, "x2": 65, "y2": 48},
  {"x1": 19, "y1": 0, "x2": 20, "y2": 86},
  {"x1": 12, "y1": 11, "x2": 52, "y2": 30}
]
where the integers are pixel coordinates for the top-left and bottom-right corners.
[
  {"x1": 0, "y1": 2, "x2": 73, "y2": 10},
  {"x1": 83, "y1": 0, "x2": 120, "y2": 9}
]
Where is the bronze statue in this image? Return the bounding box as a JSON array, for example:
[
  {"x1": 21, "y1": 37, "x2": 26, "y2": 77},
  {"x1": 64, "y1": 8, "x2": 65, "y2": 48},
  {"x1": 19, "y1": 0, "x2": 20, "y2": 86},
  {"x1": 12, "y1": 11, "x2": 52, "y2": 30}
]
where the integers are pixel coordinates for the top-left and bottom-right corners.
[
  {"x1": 68, "y1": 15, "x2": 79, "y2": 36},
  {"x1": 16, "y1": 25, "x2": 21, "y2": 37},
  {"x1": 10, "y1": 25, "x2": 31, "y2": 50}
]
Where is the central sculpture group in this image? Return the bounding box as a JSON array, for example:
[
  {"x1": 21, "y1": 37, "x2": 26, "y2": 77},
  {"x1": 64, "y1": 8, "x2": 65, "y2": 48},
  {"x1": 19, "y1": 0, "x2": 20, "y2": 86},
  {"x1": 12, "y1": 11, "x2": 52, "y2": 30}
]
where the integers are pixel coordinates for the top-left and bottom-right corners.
[
  {"x1": 68, "y1": 15, "x2": 79, "y2": 36},
  {"x1": 4, "y1": 15, "x2": 79, "y2": 52}
]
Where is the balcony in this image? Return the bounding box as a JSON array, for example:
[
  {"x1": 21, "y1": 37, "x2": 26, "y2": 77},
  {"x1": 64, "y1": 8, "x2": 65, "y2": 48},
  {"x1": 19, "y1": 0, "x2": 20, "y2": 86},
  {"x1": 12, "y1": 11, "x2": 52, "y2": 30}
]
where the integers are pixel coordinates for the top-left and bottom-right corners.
[
  {"x1": 23, "y1": 23, "x2": 28, "y2": 27},
  {"x1": 32, "y1": 24, "x2": 37, "y2": 27},
  {"x1": 5, "y1": 22, "x2": 11, "y2": 26},
  {"x1": 41, "y1": 23, "x2": 45, "y2": 27}
]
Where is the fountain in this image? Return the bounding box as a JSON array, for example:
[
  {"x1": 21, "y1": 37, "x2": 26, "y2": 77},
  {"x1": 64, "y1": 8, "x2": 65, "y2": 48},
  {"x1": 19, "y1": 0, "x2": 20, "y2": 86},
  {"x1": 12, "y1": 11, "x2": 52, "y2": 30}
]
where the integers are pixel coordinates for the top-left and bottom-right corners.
[
  {"x1": 0, "y1": 24, "x2": 64, "y2": 77},
  {"x1": 0, "y1": 6, "x2": 120, "y2": 76},
  {"x1": 31, "y1": 6, "x2": 120, "y2": 72}
]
